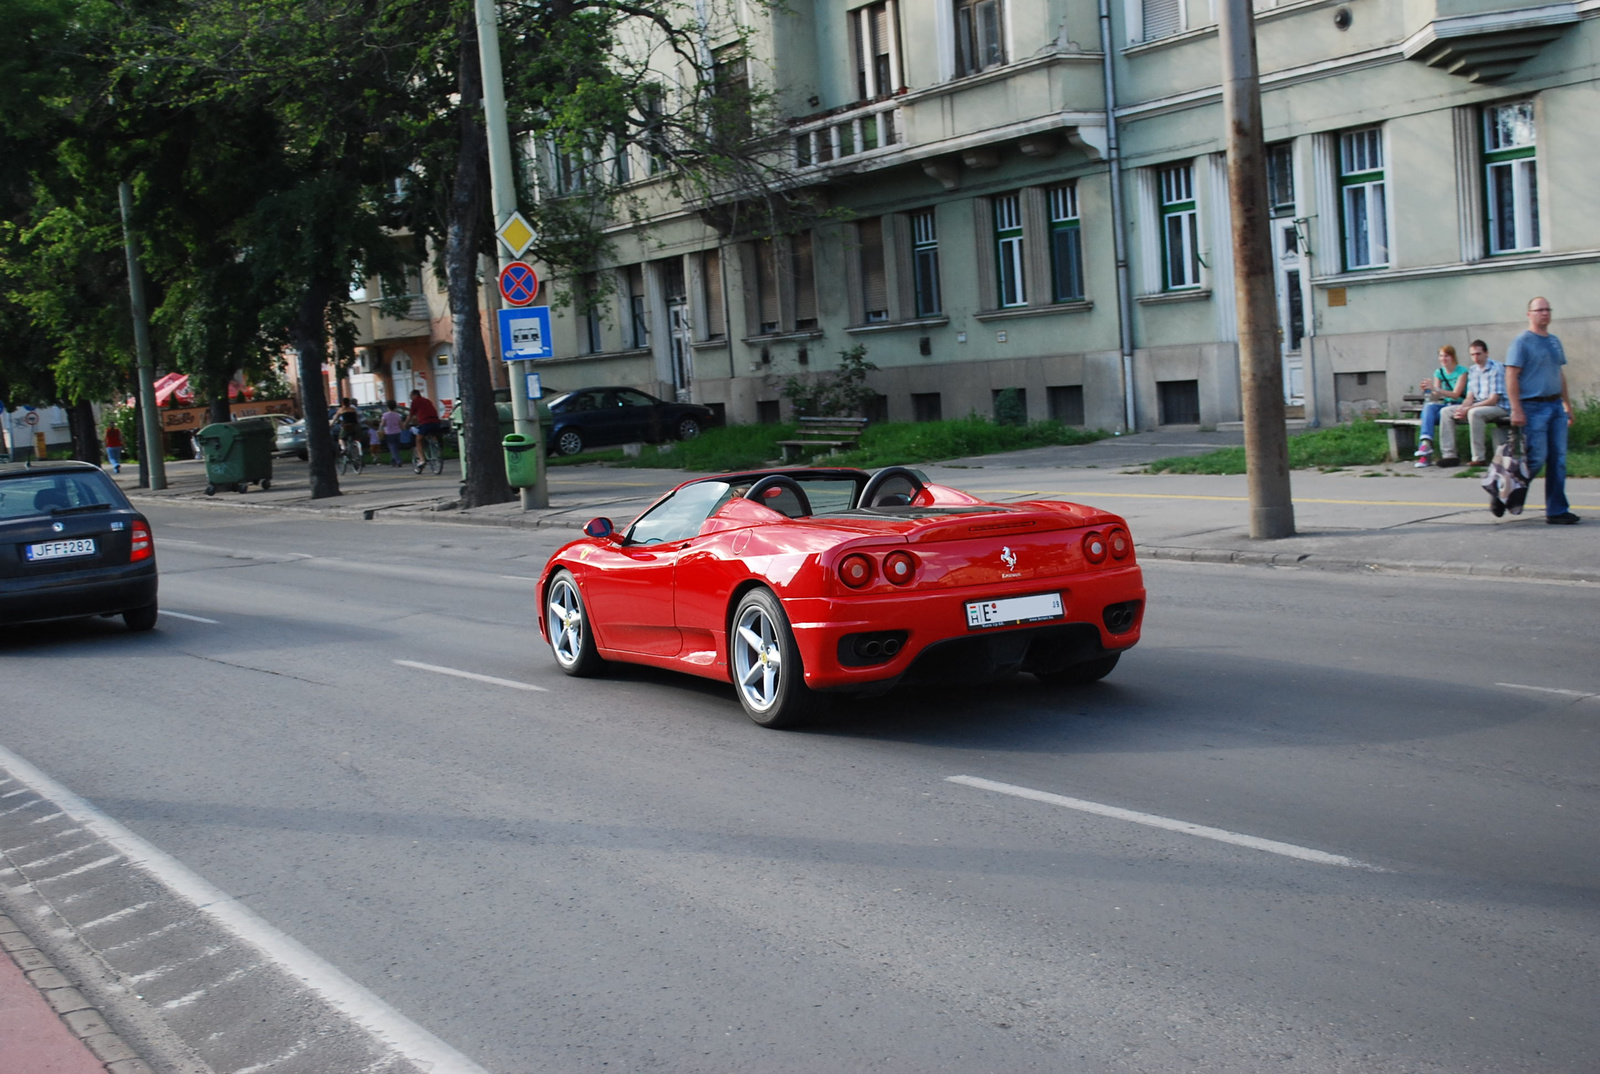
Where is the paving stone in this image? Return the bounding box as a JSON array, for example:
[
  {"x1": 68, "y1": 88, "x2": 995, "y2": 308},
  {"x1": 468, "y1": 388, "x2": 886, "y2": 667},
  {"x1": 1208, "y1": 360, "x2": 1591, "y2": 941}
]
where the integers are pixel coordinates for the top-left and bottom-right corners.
[
  {"x1": 63, "y1": 1008, "x2": 112, "y2": 1038},
  {"x1": 85, "y1": 1032, "x2": 140, "y2": 1063},
  {"x1": 10, "y1": 948, "x2": 53, "y2": 972},
  {"x1": 0, "y1": 930, "x2": 37, "y2": 951},
  {"x1": 107, "y1": 1060, "x2": 157, "y2": 1074},
  {"x1": 26, "y1": 966, "x2": 73, "y2": 989},
  {"x1": 44, "y1": 985, "x2": 93, "y2": 1014}
]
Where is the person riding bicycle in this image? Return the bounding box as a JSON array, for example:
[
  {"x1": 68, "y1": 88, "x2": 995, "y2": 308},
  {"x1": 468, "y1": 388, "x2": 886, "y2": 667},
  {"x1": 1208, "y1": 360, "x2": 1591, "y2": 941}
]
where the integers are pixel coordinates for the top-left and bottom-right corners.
[
  {"x1": 333, "y1": 398, "x2": 365, "y2": 457},
  {"x1": 408, "y1": 389, "x2": 443, "y2": 470}
]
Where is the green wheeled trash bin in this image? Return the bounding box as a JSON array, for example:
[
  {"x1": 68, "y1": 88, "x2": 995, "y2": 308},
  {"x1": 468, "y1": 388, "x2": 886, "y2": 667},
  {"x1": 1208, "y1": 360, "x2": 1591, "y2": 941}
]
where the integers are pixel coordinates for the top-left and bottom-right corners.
[
  {"x1": 503, "y1": 433, "x2": 542, "y2": 488},
  {"x1": 196, "y1": 418, "x2": 276, "y2": 495}
]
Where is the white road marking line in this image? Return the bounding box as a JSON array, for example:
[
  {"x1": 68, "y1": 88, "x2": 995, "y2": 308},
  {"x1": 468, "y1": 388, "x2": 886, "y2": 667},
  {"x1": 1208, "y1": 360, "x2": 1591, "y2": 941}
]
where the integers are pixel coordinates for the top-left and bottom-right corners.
[
  {"x1": 1497, "y1": 682, "x2": 1597, "y2": 699},
  {"x1": 0, "y1": 745, "x2": 492, "y2": 1074},
  {"x1": 393, "y1": 659, "x2": 548, "y2": 692},
  {"x1": 947, "y1": 775, "x2": 1377, "y2": 869},
  {"x1": 496, "y1": 574, "x2": 539, "y2": 582},
  {"x1": 161, "y1": 611, "x2": 220, "y2": 624}
]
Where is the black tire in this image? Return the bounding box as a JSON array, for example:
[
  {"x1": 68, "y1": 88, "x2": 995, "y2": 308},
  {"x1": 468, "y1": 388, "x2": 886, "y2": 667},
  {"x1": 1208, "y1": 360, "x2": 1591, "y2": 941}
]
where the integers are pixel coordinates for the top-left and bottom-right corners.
[
  {"x1": 555, "y1": 427, "x2": 584, "y2": 457},
  {"x1": 730, "y1": 589, "x2": 823, "y2": 729},
  {"x1": 236, "y1": 482, "x2": 249, "y2": 494},
  {"x1": 546, "y1": 570, "x2": 604, "y2": 676},
  {"x1": 1035, "y1": 653, "x2": 1120, "y2": 686},
  {"x1": 296, "y1": 450, "x2": 308, "y2": 460},
  {"x1": 123, "y1": 603, "x2": 158, "y2": 632},
  {"x1": 426, "y1": 438, "x2": 443, "y2": 474},
  {"x1": 204, "y1": 484, "x2": 216, "y2": 496},
  {"x1": 676, "y1": 416, "x2": 702, "y2": 441},
  {"x1": 260, "y1": 479, "x2": 271, "y2": 491}
]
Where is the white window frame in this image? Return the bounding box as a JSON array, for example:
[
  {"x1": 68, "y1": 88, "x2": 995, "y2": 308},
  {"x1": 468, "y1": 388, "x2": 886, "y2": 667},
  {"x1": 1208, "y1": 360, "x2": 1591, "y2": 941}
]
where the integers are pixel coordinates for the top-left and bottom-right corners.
[
  {"x1": 910, "y1": 209, "x2": 942, "y2": 317},
  {"x1": 1158, "y1": 163, "x2": 1200, "y2": 291},
  {"x1": 994, "y1": 193, "x2": 1026, "y2": 308},
  {"x1": 1484, "y1": 100, "x2": 1539, "y2": 256},
  {"x1": 954, "y1": 0, "x2": 1006, "y2": 76},
  {"x1": 1338, "y1": 127, "x2": 1388, "y2": 271},
  {"x1": 1048, "y1": 184, "x2": 1085, "y2": 303}
]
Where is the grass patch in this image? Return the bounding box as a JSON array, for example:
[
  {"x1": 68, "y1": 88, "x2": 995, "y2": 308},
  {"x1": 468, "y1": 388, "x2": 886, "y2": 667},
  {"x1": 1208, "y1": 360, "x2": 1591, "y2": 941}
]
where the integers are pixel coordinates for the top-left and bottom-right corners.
[
  {"x1": 557, "y1": 417, "x2": 1109, "y2": 472},
  {"x1": 1568, "y1": 398, "x2": 1600, "y2": 478},
  {"x1": 1146, "y1": 419, "x2": 1391, "y2": 475}
]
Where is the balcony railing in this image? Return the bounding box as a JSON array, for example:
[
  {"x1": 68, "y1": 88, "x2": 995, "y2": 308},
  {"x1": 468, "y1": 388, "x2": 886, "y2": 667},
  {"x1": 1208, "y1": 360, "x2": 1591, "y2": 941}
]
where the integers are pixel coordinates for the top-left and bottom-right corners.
[{"x1": 792, "y1": 99, "x2": 904, "y2": 170}]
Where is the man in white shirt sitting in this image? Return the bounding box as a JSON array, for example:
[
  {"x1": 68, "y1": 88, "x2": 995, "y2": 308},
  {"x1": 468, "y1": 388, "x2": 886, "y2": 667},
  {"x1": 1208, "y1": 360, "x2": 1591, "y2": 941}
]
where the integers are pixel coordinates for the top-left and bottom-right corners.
[{"x1": 1438, "y1": 340, "x2": 1507, "y2": 467}]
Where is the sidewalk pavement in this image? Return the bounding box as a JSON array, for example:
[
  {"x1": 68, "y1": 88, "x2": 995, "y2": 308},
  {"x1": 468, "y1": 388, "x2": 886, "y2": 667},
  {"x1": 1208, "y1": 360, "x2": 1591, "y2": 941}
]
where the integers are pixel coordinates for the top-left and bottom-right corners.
[{"x1": 112, "y1": 431, "x2": 1598, "y2": 584}]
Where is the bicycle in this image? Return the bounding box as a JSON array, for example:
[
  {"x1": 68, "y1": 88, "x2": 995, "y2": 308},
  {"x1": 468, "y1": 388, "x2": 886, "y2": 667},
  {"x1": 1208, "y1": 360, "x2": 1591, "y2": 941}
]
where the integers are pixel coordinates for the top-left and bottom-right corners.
[
  {"x1": 413, "y1": 429, "x2": 444, "y2": 475},
  {"x1": 335, "y1": 432, "x2": 366, "y2": 475}
]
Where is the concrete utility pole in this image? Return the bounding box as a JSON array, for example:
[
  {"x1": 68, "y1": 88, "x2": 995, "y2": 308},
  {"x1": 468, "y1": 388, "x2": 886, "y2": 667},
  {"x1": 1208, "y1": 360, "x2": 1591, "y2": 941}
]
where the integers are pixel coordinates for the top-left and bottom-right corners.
[
  {"x1": 118, "y1": 181, "x2": 167, "y2": 491},
  {"x1": 1218, "y1": 0, "x2": 1293, "y2": 539},
  {"x1": 474, "y1": 0, "x2": 548, "y2": 509}
]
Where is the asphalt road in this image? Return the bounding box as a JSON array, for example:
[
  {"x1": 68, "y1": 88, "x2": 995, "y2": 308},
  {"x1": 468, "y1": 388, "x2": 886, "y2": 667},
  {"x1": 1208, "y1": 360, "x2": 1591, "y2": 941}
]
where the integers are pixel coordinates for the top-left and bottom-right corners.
[{"x1": 2, "y1": 503, "x2": 1596, "y2": 1073}]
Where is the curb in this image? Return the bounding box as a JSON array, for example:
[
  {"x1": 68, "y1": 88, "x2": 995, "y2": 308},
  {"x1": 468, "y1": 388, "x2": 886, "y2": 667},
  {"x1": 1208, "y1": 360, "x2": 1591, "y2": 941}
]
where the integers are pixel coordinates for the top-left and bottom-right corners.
[
  {"x1": 1141, "y1": 545, "x2": 1600, "y2": 585},
  {"x1": 0, "y1": 915, "x2": 156, "y2": 1074}
]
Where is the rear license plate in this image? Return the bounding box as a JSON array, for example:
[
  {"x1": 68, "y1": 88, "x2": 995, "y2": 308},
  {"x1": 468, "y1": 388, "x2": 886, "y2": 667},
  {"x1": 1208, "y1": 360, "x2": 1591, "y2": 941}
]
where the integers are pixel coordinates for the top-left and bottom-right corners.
[
  {"x1": 965, "y1": 592, "x2": 1063, "y2": 630},
  {"x1": 25, "y1": 538, "x2": 96, "y2": 562}
]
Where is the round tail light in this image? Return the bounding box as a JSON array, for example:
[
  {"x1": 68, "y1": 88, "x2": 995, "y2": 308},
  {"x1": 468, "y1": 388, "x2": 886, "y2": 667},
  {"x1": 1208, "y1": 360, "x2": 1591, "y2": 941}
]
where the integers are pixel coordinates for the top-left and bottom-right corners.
[
  {"x1": 1083, "y1": 531, "x2": 1107, "y2": 564},
  {"x1": 839, "y1": 553, "x2": 875, "y2": 588},
  {"x1": 883, "y1": 550, "x2": 917, "y2": 585},
  {"x1": 1108, "y1": 527, "x2": 1131, "y2": 560}
]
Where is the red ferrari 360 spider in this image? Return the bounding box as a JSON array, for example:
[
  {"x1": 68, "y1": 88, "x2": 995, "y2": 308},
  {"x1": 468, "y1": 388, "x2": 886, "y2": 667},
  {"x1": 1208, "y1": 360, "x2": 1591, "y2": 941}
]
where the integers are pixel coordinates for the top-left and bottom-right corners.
[{"x1": 537, "y1": 466, "x2": 1144, "y2": 728}]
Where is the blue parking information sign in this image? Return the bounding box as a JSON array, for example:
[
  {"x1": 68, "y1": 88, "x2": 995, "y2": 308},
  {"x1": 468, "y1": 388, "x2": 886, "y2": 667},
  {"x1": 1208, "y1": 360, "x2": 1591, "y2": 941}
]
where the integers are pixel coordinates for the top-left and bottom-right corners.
[{"x1": 498, "y1": 306, "x2": 553, "y2": 361}]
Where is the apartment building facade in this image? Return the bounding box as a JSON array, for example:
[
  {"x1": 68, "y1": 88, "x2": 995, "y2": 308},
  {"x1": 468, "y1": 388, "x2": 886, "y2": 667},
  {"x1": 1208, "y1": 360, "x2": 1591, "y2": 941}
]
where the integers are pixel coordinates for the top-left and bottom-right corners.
[{"x1": 505, "y1": 0, "x2": 1600, "y2": 431}]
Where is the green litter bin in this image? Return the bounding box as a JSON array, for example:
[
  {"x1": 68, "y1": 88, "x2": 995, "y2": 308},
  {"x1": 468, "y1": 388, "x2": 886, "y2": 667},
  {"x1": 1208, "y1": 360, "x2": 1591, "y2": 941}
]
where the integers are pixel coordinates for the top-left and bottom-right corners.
[
  {"x1": 503, "y1": 433, "x2": 542, "y2": 488},
  {"x1": 196, "y1": 418, "x2": 275, "y2": 495}
]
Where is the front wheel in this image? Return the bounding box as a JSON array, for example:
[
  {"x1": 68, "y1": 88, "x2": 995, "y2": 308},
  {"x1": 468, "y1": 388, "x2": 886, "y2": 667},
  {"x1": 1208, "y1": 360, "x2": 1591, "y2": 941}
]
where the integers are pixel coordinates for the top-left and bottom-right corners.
[
  {"x1": 425, "y1": 437, "x2": 443, "y2": 474},
  {"x1": 1035, "y1": 653, "x2": 1120, "y2": 686},
  {"x1": 675, "y1": 417, "x2": 701, "y2": 441},
  {"x1": 547, "y1": 570, "x2": 604, "y2": 676},
  {"x1": 730, "y1": 589, "x2": 822, "y2": 729},
  {"x1": 554, "y1": 428, "x2": 584, "y2": 457}
]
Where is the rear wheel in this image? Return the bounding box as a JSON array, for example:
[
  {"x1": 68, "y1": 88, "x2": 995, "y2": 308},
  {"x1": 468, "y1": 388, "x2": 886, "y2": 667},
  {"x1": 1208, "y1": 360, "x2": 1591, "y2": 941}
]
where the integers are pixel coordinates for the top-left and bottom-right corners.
[
  {"x1": 676, "y1": 416, "x2": 701, "y2": 441},
  {"x1": 123, "y1": 603, "x2": 158, "y2": 632},
  {"x1": 730, "y1": 589, "x2": 821, "y2": 729},
  {"x1": 1035, "y1": 653, "x2": 1120, "y2": 686},
  {"x1": 547, "y1": 570, "x2": 604, "y2": 676}
]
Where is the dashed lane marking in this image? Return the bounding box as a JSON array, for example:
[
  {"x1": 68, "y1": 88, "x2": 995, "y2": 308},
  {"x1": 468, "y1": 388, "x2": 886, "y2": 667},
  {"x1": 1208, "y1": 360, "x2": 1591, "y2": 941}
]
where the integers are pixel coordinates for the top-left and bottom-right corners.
[
  {"x1": 393, "y1": 659, "x2": 548, "y2": 692},
  {"x1": 1497, "y1": 682, "x2": 1598, "y2": 700},
  {"x1": 161, "y1": 611, "x2": 220, "y2": 624},
  {"x1": 947, "y1": 775, "x2": 1378, "y2": 869}
]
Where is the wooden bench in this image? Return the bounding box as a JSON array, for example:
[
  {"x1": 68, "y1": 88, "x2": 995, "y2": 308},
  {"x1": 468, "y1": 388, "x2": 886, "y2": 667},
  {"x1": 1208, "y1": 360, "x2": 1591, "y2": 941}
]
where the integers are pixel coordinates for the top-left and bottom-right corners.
[
  {"x1": 1375, "y1": 415, "x2": 1509, "y2": 463},
  {"x1": 776, "y1": 416, "x2": 870, "y2": 462}
]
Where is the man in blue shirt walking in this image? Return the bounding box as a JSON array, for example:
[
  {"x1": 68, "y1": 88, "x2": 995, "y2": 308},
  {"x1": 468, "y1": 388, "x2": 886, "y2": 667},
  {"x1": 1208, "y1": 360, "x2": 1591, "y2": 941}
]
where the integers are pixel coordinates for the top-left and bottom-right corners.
[{"x1": 1505, "y1": 296, "x2": 1578, "y2": 524}]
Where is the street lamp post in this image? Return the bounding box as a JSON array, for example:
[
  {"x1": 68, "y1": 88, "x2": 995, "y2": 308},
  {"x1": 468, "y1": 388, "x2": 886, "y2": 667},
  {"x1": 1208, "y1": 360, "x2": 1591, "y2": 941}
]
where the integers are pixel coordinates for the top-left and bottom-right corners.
[
  {"x1": 1218, "y1": 0, "x2": 1294, "y2": 539},
  {"x1": 474, "y1": 0, "x2": 548, "y2": 509}
]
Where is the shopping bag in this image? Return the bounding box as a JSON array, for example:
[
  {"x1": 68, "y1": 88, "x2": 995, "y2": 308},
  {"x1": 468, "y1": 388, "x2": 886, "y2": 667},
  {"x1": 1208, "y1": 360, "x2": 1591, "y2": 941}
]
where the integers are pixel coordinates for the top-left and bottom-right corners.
[{"x1": 1481, "y1": 428, "x2": 1529, "y2": 517}]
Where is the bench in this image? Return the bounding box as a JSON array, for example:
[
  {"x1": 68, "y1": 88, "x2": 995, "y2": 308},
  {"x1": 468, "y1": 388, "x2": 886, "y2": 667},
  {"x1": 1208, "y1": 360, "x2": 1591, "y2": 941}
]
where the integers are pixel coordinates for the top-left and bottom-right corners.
[
  {"x1": 1375, "y1": 415, "x2": 1509, "y2": 463},
  {"x1": 776, "y1": 416, "x2": 870, "y2": 462}
]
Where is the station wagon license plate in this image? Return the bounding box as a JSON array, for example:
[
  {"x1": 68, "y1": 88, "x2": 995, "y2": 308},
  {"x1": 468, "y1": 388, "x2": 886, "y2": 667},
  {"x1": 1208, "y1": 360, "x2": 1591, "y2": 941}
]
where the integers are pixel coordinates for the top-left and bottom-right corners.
[
  {"x1": 25, "y1": 538, "x2": 96, "y2": 562},
  {"x1": 965, "y1": 591, "x2": 1063, "y2": 630}
]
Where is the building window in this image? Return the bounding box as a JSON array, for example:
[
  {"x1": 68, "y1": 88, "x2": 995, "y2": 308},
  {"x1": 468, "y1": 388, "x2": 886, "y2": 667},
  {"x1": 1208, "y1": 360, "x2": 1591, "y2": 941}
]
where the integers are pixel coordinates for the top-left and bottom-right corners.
[
  {"x1": 1047, "y1": 385, "x2": 1085, "y2": 425},
  {"x1": 853, "y1": 2, "x2": 901, "y2": 100},
  {"x1": 954, "y1": 0, "x2": 1005, "y2": 76},
  {"x1": 910, "y1": 209, "x2": 941, "y2": 317},
  {"x1": 1339, "y1": 127, "x2": 1387, "y2": 270},
  {"x1": 626, "y1": 265, "x2": 649, "y2": 348},
  {"x1": 754, "y1": 240, "x2": 781, "y2": 334},
  {"x1": 911, "y1": 392, "x2": 943, "y2": 423},
  {"x1": 1048, "y1": 184, "x2": 1084, "y2": 303},
  {"x1": 1484, "y1": 101, "x2": 1538, "y2": 255},
  {"x1": 1141, "y1": 0, "x2": 1183, "y2": 42},
  {"x1": 581, "y1": 274, "x2": 603, "y2": 354},
  {"x1": 794, "y1": 232, "x2": 818, "y2": 330},
  {"x1": 858, "y1": 218, "x2": 889, "y2": 323},
  {"x1": 701, "y1": 249, "x2": 724, "y2": 339},
  {"x1": 1157, "y1": 379, "x2": 1200, "y2": 425},
  {"x1": 640, "y1": 84, "x2": 668, "y2": 175},
  {"x1": 1266, "y1": 141, "x2": 1294, "y2": 217},
  {"x1": 1158, "y1": 163, "x2": 1200, "y2": 290},
  {"x1": 994, "y1": 193, "x2": 1026, "y2": 308},
  {"x1": 712, "y1": 45, "x2": 752, "y2": 144},
  {"x1": 756, "y1": 399, "x2": 781, "y2": 424}
]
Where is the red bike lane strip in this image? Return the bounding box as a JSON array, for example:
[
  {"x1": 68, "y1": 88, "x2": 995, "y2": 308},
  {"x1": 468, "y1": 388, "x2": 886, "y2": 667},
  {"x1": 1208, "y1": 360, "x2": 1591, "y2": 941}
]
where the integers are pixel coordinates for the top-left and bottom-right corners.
[{"x1": 0, "y1": 942, "x2": 106, "y2": 1074}]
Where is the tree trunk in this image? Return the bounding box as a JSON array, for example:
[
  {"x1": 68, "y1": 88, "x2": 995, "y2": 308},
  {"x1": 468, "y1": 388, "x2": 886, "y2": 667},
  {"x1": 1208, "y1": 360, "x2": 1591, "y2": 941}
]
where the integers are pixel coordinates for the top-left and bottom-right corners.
[
  {"x1": 290, "y1": 276, "x2": 340, "y2": 499},
  {"x1": 449, "y1": 16, "x2": 514, "y2": 509},
  {"x1": 66, "y1": 399, "x2": 101, "y2": 464}
]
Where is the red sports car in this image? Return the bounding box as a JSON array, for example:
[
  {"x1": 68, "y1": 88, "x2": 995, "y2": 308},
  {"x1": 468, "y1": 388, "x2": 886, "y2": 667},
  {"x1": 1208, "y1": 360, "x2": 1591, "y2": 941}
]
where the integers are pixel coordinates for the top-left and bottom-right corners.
[{"x1": 537, "y1": 466, "x2": 1144, "y2": 728}]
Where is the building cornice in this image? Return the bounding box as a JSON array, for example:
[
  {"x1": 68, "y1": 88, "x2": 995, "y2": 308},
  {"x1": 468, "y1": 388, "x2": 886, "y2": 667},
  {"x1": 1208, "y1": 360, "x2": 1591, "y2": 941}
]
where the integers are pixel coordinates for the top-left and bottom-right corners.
[
  {"x1": 1313, "y1": 249, "x2": 1600, "y2": 288},
  {"x1": 1115, "y1": 45, "x2": 1406, "y2": 123}
]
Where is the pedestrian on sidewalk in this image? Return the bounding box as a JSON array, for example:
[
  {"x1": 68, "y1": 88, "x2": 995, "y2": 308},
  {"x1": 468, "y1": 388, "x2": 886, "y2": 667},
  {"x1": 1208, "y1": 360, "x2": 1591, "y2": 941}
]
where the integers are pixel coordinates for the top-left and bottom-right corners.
[
  {"x1": 103, "y1": 424, "x2": 124, "y2": 473},
  {"x1": 379, "y1": 401, "x2": 406, "y2": 466},
  {"x1": 1415, "y1": 345, "x2": 1468, "y2": 467},
  {"x1": 1506, "y1": 296, "x2": 1579, "y2": 525},
  {"x1": 1438, "y1": 340, "x2": 1507, "y2": 466}
]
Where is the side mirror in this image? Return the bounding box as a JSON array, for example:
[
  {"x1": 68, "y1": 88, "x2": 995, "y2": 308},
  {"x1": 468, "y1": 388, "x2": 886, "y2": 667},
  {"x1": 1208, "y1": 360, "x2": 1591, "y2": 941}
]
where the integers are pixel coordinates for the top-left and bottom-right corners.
[{"x1": 584, "y1": 517, "x2": 614, "y2": 539}]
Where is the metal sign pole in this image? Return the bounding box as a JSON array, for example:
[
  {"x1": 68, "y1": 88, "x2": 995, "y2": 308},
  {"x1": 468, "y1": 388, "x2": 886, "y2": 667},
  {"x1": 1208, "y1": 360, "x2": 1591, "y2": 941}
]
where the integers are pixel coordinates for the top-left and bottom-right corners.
[
  {"x1": 119, "y1": 181, "x2": 167, "y2": 491},
  {"x1": 475, "y1": 0, "x2": 547, "y2": 509}
]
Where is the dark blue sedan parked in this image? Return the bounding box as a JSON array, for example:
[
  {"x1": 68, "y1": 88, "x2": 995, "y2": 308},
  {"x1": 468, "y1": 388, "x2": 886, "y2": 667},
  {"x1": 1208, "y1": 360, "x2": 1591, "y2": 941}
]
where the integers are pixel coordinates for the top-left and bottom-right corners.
[{"x1": 544, "y1": 387, "x2": 718, "y2": 457}]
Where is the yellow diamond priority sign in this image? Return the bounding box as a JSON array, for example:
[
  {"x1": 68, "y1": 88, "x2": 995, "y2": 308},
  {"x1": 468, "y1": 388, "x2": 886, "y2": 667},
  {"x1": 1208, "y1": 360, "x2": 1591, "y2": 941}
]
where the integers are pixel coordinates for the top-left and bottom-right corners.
[{"x1": 495, "y1": 212, "x2": 536, "y2": 258}]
